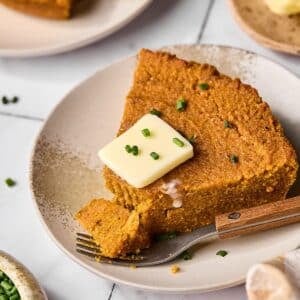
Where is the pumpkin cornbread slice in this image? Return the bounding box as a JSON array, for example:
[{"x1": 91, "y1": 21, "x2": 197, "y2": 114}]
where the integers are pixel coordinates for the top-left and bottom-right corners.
[
  {"x1": 76, "y1": 199, "x2": 151, "y2": 258},
  {"x1": 0, "y1": 0, "x2": 73, "y2": 19},
  {"x1": 103, "y1": 49, "x2": 298, "y2": 234}
]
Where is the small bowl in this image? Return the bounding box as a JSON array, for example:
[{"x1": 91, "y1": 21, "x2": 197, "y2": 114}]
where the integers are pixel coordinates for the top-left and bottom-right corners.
[{"x1": 0, "y1": 250, "x2": 47, "y2": 300}]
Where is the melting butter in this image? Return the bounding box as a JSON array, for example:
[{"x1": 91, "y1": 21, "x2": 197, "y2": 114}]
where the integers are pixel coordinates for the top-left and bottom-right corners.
[{"x1": 99, "y1": 114, "x2": 193, "y2": 188}]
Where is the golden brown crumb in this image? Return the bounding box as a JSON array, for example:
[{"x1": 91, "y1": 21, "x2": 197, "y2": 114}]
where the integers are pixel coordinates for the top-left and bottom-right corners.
[
  {"x1": 95, "y1": 256, "x2": 101, "y2": 263},
  {"x1": 129, "y1": 264, "x2": 137, "y2": 269},
  {"x1": 171, "y1": 265, "x2": 180, "y2": 274},
  {"x1": 266, "y1": 186, "x2": 274, "y2": 193}
]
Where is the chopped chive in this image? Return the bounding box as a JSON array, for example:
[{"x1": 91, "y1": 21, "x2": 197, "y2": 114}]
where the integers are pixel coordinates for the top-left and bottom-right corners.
[
  {"x1": 173, "y1": 137, "x2": 185, "y2": 147},
  {"x1": 5, "y1": 178, "x2": 16, "y2": 187},
  {"x1": 176, "y1": 98, "x2": 187, "y2": 112},
  {"x1": 11, "y1": 96, "x2": 19, "y2": 103},
  {"x1": 155, "y1": 231, "x2": 177, "y2": 242},
  {"x1": 150, "y1": 109, "x2": 162, "y2": 117},
  {"x1": 198, "y1": 83, "x2": 209, "y2": 90},
  {"x1": 150, "y1": 152, "x2": 159, "y2": 160},
  {"x1": 142, "y1": 128, "x2": 151, "y2": 137},
  {"x1": 132, "y1": 145, "x2": 139, "y2": 156},
  {"x1": 216, "y1": 250, "x2": 228, "y2": 257},
  {"x1": 229, "y1": 154, "x2": 239, "y2": 164},
  {"x1": 180, "y1": 250, "x2": 192, "y2": 260},
  {"x1": 188, "y1": 135, "x2": 197, "y2": 144},
  {"x1": 1, "y1": 96, "x2": 19, "y2": 105},
  {"x1": 125, "y1": 145, "x2": 132, "y2": 153},
  {"x1": 224, "y1": 120, "x2": 233, "y2": 128},
  {"x1": 1, "y1": 96, "x2": 9, "y2": 105}
]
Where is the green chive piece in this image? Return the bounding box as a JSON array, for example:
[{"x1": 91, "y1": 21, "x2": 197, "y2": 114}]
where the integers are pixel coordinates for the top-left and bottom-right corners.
[
  {"x1": 125, "y1": 145, "x2": 132, "y2": 153},
  {"x1": 188, "y1": 135, "x2": 197, "y2": 144},
  {"x1": 11, "y1": 97, "x2": 19, "y2": 104},
  {"x1": 142, "y1": 128, "x2": 151, "y2": 137},
  {"x1": 155, "y1": 231, "x2": 177, "y2": 242},
  {"x1": 132, "y1": 145, "x2": 139, "y2": 156},
  {"x1": 176, "y1": 98, "x2": 187, "y2": 112},
  {"x1": 224, "y1": 120, "x2": 233, "y2": 128},
  {"x1": 180, "y1": 250, "x2": 192, "y2": 260},
  {"x1": 2, "y1": 96, "x2": 9, "y2": 105},
  {"x1": 150, "y1": 152, "x2": 159, "y2": 160},
  {"x1": 150, "y1": 109, "x2": 162, "y2": 117},
  {"x1": 198, "y1": 83, "x2": 209, "y2": 90},
  {"x1": 229, "y1": 154, "x2": 239, "y2": 164},
  {"x1": 173, "y1": 137, "x2": 185, "y2": 147},
  {"x1": 9, "y1": 295, "x2": 19, "y2": 300},
  {"x1": 216, "y1": 250, "x2": 228, "y2": 257},
  {"x1": 5, "y1": 178, "x2": 16, "y2": 187}
]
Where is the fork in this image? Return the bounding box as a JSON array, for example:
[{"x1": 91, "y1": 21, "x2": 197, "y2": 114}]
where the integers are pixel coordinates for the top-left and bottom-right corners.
[{"x1": 76, "y1": 196, "x2": 300, "y2": 267}]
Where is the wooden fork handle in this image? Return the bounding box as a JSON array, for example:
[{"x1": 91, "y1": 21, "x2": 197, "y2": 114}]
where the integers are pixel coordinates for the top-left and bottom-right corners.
[{"x1": 215, "y1": 196, "x2": 300, "y2": 239}]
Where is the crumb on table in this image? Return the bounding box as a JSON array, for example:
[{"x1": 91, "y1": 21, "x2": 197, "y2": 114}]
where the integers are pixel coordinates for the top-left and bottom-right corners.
[{"x1": 171, "y1": 265, "x2": 180, "y2": 274}]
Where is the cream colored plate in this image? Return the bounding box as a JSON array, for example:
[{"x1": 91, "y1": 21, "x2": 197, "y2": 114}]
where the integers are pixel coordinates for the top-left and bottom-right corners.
[
  {"x1": 229, "y1": 0, "x2": 300, "y2": 55},
  {"x1": 30, "y1": 45, "x2": 300, "y2": 293},
  {"x1": 0, "y1": 0, "x2": 151, "y2": 57}
]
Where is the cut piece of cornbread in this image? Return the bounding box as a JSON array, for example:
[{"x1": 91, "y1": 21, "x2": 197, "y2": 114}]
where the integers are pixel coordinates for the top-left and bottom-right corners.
[
  {"x1": 0, "y1": 0, "x2": 73, "y2": 19},
  {"x1": 76, "y1": 199, "x2": 151, "y2": 258},
  {"x1": 103, "y1": 49, "x2": 298, "y2": 234}
]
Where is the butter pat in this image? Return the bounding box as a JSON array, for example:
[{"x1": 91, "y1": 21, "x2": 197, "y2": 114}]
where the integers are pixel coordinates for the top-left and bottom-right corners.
[
  {"x1": 264, "y1": 0, "x2": 300, "y2": 15},
  {"x1": 99, "y1": 114, "x2": 194, "y2": 188}
]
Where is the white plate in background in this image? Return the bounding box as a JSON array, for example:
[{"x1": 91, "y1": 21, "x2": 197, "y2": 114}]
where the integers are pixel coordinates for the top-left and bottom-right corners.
[{"x1": 0, "y1": 0, "x2": 151, "y2": 57}]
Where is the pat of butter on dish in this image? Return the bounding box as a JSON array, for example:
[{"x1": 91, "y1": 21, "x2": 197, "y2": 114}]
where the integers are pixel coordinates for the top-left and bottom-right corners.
[{"x1": 98, "y1": 114, "x2": 194, "y2": 188}]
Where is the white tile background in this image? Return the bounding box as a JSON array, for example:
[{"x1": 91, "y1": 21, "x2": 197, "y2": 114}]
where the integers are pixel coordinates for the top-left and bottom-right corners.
[{"x1": 0, "y1": 1, "x2": 298, "y2": 299}]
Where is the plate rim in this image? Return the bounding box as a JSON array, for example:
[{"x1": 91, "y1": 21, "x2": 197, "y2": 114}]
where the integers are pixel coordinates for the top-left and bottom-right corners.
[
  {"x1": 0, "y1": 0, "x2": 152, "y2": 58},
  {"x1": 29, "y1": 44, "x2": 300, "y2": 293},
  {"x1": 228, "y1": 0, "x2": 300, "y2": 56}
]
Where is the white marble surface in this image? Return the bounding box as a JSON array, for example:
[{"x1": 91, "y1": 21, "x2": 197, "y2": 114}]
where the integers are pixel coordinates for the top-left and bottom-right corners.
[{"x1": 0, "y1": 1, "x2": 298, "y2": 299}]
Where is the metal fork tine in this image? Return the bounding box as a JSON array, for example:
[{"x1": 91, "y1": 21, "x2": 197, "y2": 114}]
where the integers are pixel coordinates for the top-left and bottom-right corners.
[
  {"x1": 77, "y1": 232, "x2": 94, "y2": 239},
  {"x1": 76, "y1": 237, "x2": 98, "y2": 247},
  {"x1": 76, "y1": 243, "x2": 101, "y2": 254},
  {"x1": 76, "y1": 249, "x2": 101, "y2": 259}
]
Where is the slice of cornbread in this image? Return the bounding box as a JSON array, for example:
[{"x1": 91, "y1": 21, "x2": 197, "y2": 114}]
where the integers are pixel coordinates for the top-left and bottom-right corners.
[
  {"x1": 103, "y1": 49, "x2": 298, "y2": 234},
  {"x1": 76, "y1": 199, "x2": 151, "y2": 258},
  {"x1": 0, "y1": 0, "x2": 73, "y2": 19}
]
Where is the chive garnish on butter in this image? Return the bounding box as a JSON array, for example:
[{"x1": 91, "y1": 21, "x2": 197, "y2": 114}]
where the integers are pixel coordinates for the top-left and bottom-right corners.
[
  {"x1": 132, "y1": 145, "x2": 139, "y2": 156},
  {"x1": 176, "y1": 98, "x2": 187, "y2": 112},
  {"x1": 142, "y1": 128, "x2": 151, "y2": 137},
  {"x1": 125, "y1": 145, "x2": 139, "y2": 156},
  {"x1": 199, "y1": 83, "x2": 209, "y2": 90},
  {"x1": 150, "y1": 109, "x2": 162, "y2": 117},
  {"x1": 173, "y1": 137, "x2": 185, "y2": 147},
  {"x1": 150, "y1": 152, "x2": 159, "y2": 160},
  {"x1": 125, "y1": 145, "x2": 132, "y2": 153}
]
